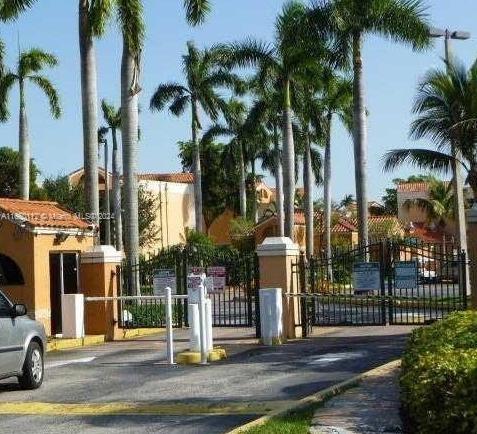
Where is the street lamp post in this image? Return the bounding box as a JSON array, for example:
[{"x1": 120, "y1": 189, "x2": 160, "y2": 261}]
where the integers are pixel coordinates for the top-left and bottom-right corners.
[{"x1": 430, "y1": 27, "x2": 471, "y2": 294}]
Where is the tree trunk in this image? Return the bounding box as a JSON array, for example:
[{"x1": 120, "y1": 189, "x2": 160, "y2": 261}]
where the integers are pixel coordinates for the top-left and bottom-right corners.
[
  {"x1": 282, "y1": 78, "x2": 295, "y2": 239},
  {"x1": 191, "y1": 97, "x2": 203, "y2": 232},
  {"x1": 303, "y1": 130, "x2": 314, "y2": 259},
  {"x1": 18, "y1": 79, "x2": 30, "y2": 200},
  {"x1": 112, "y1": 127, "x2": 123, "y2": 252},
  {"x1": 121, "y1": 41, "x2": 140, "y2": 295},
  {"x1": 352, "y1": 32, "x2": 369, "y2": 246},
  {"x1": 238, "y1": 141, "x2": 247, "y2": 217},
  {"x1": 251, "y1": 159, "x2": 258, "y2": 223},
  {"x1": 323, "y1": 112, "x2": 332, "y2": 258},
  {"x1": 103, "y1": 139, "x2": 111, "y2": 245},
  {"x1": 273, "y1": 123, "x2": 284, "y2": 237},
  {"x1": 79, "y1": 0, "x2": 100, "y2": 228}
]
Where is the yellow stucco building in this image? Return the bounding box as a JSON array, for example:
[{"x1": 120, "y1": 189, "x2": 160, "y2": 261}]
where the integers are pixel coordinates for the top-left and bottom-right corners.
[{"x1": 0, "y1": 198, "x2": 95, "y2": 335}]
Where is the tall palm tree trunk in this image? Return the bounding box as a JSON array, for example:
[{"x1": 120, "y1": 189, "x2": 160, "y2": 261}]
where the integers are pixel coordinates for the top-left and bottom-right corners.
[
  {"x1": 112, "y1": 127, "x2": 123, "y2": 252},
  {"x1": 238, "y1": 142, "x2": 247, "y2": 217},
  {"x1": 282, "y1": 78, "x2": 295, "y2": 239},
  {"x1": 191, "y1": 97, "x2": 203, "y2": 232},
  {"x1": 273, "y1": 124, "x2": 284, "y2": 237},
  {"x1": 323, "y1": 112, "x2": 332, "y2": 259},
  {"x1": 18, "y1": 79, "x2": 30, "y2": 200},
  {"x1": 121, "y1": 42, "x2": 140, "y2": 295},
  {"x1": 79, "y1": 0, "x2": 100, "y2": 228},
  {"x1": 352, "y1": 32, "x2": 368, "y2": 247},
  {"x1": 251, "y1": 159, "x2": 258, "y2": 223},
  {"x1": 324, "y1": 112, "x2": 333, "y2": 280},
  {"x1": 103, "y1": 140, "x2": 111, "y2": 245},
  {"x1": 303, "y1": 130, "x2": 314, "y2": 258}
]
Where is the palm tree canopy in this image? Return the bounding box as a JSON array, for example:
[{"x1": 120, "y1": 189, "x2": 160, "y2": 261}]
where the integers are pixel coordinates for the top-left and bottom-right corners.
[
  {"x1": 150, "y1": 41, "x2": 244, "y2": 123},
  {"x1": 183, "y1": 0, "x2": 211, "y2": 25},
  {"x1": 101, "y1": 99, "x2": 121, "y2": 129},
  {"x1": 0, "y1": 48, "x2": 61, "y2": 120},
  {"x1": 0, "y1": 0, "x2": 37, "y2": 21},
  {"x1": 307, "y1": 0, "x2": 431, "y2": 51}
]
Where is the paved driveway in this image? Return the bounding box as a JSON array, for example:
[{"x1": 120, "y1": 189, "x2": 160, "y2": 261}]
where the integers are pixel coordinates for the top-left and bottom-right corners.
[{"x1": 0, "y1": 326, "x2": 414, "y2": 433}]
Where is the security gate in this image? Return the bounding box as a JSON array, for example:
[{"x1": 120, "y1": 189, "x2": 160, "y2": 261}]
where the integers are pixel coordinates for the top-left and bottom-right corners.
[
  {"x1": 120, "y1": 247, "x2": 260, "y2": 336},
  {"x1": 295, "y1": 240, "x2": 467, "y2": 334}
]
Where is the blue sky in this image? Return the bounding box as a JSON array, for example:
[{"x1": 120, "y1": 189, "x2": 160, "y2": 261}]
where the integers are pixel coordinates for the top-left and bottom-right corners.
[{"x1": 2, "y1": 0, "x2": 477, "y2": 203}]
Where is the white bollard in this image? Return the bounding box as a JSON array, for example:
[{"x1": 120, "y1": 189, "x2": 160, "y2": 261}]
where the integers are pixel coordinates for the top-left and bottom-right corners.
[
  {"x1": 165, "y1": 287, "x2": 174, "y2": 364},
  {"x1": 205, "y1": 298, "x2": 213, "y2": 352},
  {"x1": 198, "y1": 282, "x2": 208, "y2": 364},
  {"x1": 259, "y1": 288, "x2": 283, "y2": 345},
  {"x1": 62, "y1": 294, "x2": 84, "y2": 339},
  {"x1": 188, "y1": 303, "x2": 201, "y2": 352}
]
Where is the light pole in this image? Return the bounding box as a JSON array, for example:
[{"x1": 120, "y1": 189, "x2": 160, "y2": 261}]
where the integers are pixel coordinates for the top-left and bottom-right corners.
[
  {"x1": 429, "y1": 27, "x2": 471, "y2": 67},
  {"x1": 430, "y1": 27, "x2": 471, "y2": 294}
]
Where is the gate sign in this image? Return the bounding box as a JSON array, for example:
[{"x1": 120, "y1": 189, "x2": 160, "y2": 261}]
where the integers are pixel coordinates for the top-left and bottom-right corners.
[
  {"x1": 395, "y1": 261, "x2": 418, "y2": 289},
  {"x1": 188, "y1": 266, "x2": 205, "y2": 276},
  {"x1": 207, "y1": 266, "x2": 226, "y2": 292},
  {"x1": 153, "y1": 269, "x2": 176, "y2": 296},
  {"x1": 187, "y1": 274, "x2": 204, "y2": 304},
  {"x1": 353, "y1": 262, "x2": 381, "y2": 294}
]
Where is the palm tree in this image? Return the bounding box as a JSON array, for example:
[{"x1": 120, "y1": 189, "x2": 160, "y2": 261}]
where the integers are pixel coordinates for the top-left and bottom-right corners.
[
  {"x1": 150, "y1": 41, "x2": 242, "y2": 232},
  {"x1": 79, "y1": 0, "x2": 113, "y2": 227},
  {"x1": 319, "y1": 68, "x2": 353, "y2": 261},
  {"x1": 403, "y1": 179, "x2": 454, "y2": 227},
  {"x1": 217, "y1": 1, "x2": 329, "y2": 238},
  {"x1": 0, "y1": 1, "x2": 38, "y2": 73},
  {"x1": 98, "y1": 127, "x2": 111, "y2": 245},
  {"x1": 117, "y1": 0, "x2": 210, "y2": 293},
  {"x1": 100, "y1": 100, "x2": 123, "y2": 252},
  {"x1": 383, "y1": 61, "x2": 477, "y2": 203},
  {"x1": 201, "y1": 99, "x2": 250, "y2": 218},
  {"x1": 307, "y1": 0, "x2": 431, "y2": 246},
  {"x1": 0, "y1": 49, "x2": 61, "y2": 200},
  {"x1": 340, "y1": 193, "x2": 355, "y2": 209}
]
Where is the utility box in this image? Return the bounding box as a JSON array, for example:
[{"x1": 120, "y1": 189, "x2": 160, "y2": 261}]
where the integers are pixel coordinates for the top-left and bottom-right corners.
[
  {"x1": 61, "y1": 294, "x2": 84, "y2": 339},
  {"x1": 259, "y1": 288, "x2": 283, "y2": 345}
]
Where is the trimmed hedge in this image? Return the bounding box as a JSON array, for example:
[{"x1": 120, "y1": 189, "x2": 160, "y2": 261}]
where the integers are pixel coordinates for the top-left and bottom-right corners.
[{"x1": 400, "y1": 311, "x2": 477, "y2": 433}]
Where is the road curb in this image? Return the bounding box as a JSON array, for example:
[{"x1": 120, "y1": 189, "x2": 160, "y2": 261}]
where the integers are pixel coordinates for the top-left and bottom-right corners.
[{"x1": 225, "y1": 359, "x2": 402, "y2": 434}]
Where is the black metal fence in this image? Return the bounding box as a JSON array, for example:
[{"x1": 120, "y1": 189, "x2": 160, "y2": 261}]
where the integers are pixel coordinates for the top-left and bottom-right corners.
[
  {"x1": 294, "y1": 240, "x2": 467, "y2": 335},
  {"x1": 119, "y1": 247, "x2": 260, "y2": 335}
]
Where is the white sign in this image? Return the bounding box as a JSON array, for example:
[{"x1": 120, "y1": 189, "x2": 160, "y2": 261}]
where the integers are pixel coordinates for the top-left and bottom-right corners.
[
  {"x1": 187, "y1": 274, "x2": 204, "y2": 304},
  {"x1": 204, "y1": 276, "x2": 215, "y2": 293},
  {"x1": 207, "y1": 266, "x2": 226, "y2": 292},
  {"x1": 395, "y1": 261, "x2": 418, "y2": 289},
  {"x1": 353, "y1": 262, "x2": 381, "y2": 294},
  {"x1": 153, "y1": 269, "x2": 176, "y2": 296}
]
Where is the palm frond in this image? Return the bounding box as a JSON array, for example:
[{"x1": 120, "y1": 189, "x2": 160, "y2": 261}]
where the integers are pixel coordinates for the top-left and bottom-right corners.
[
  {"x1": 382, "y1": 148, "x2": 456, "y2": 173},
  {"x1": 19, "y1": 48, "x2": 58, "y2": 77},
  {"x1": 101, "y1": 99, "x2": 121, "y2": 128},
  {"x1": 88, "y1": 0, "x2": 115, "y2": 37},
  {"x1": 183, "y1": 0, "x2": 211, "y2": 25},
  {"x1": 150, "y1": 83, "x2": 188, "y2": 112},
  {"x1": 0, "y1": 72, "x2": 18, "y2": 121},
  {"x1": 117, "y1": 0, "x2": 145, "y2": 56},
  {"x1": 29, "y1": 75, "x2": 61, "y2": 118},
  {"x1": 169, "y1": 94, "x2": 191, "y2": 116},
  {"x1": 0, "y1": 0, "x2": 36, "y2": 21}
]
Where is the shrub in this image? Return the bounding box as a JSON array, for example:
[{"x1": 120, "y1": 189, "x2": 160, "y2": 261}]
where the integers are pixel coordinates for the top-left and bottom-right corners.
[{"x1": 400, "y1": 311, "x2": 477, "y2": 433}]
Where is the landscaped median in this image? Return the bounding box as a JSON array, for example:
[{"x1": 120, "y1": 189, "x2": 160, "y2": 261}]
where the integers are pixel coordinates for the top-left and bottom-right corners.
[{"x1": 401, "y1": 311, "x2": 477, "y2": 434}]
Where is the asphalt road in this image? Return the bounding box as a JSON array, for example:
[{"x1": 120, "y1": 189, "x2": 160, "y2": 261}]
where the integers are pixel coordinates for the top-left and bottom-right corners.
[{"x1": 0, "y1": 326, "x2": 414, "y2": 433}]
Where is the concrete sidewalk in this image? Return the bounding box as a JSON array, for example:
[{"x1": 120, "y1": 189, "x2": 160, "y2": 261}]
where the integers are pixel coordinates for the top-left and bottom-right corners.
[{"x1": 310, "y1": 360, "x2": 402, "y2": 434}]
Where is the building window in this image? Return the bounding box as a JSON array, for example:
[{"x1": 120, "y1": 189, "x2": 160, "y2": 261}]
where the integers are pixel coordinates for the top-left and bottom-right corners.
[{"x1": 0, "y1": 254, "x2": 25, "y2": 285}]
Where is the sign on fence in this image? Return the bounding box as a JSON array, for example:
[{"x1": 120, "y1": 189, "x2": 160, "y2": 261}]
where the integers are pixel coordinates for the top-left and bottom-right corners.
[
  {"x1": 353, "y1": 262, "x2": 381, "y2": 294},
  {"x1": 153, "y1": 269, "x2": 177, "y2": 296},
  {"x1": 187, "y1": 274, "x2": 203, "y2": 304},
  {"x1": 395, "y1": 261, "x2": 418, "y2": 289},
  {"x1": 207, "y1": 266, "x2": 226, "y2": 292}
]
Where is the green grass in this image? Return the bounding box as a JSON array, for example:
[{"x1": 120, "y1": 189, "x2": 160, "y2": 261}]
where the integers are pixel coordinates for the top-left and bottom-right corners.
[{"x1": 241, "y1": 404, "x2": 319, "y2": 434}]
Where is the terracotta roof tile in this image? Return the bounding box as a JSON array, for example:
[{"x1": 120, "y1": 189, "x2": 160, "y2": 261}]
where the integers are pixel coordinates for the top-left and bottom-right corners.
[
  {"x1": 137, "y1": 173, "x2": 194, "y2": 184},
  {"x1": 397, "y1": 182, "x2": 432, "y2": 193},
  {"x1": 0, "y1": 198, "x2": 90, "y2": 230}
]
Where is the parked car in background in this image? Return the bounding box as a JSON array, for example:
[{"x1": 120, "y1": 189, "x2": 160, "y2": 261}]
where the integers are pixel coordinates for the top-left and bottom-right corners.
[{"x1": 0, "y1": 289, "x2": 46, "y2": 389}]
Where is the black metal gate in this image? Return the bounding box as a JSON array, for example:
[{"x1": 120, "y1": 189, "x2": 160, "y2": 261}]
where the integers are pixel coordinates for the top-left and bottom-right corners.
[
  {"x1": 295, "y1": 240, "x2": 467, "y2": 334},
  {"x1": 120, "y1": 247, "x2": 260, "y2": 336}
]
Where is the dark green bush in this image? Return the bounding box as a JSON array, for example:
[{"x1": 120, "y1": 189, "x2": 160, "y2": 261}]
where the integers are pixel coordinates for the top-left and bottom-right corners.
[{"x1": 400, "y1": 311, "x2": 477, "y2": 433}]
